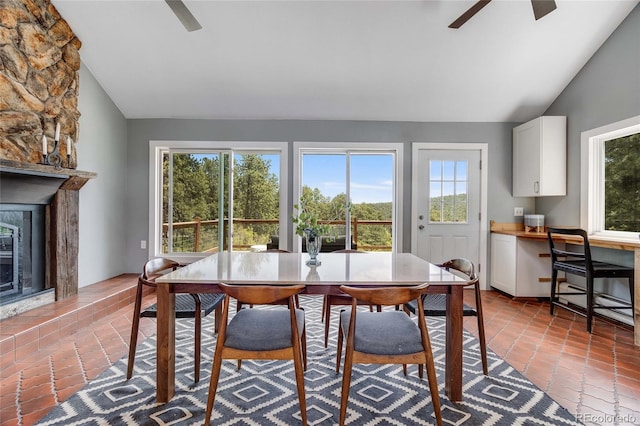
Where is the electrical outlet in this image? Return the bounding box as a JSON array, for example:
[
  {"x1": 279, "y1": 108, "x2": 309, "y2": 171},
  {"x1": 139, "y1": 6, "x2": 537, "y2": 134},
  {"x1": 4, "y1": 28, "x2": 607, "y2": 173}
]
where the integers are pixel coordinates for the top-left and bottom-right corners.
[
  {"x1": 514, "y1": 207, "x2": 524, "y2": 217},
  {"x1": 140, "y1": 240, "x2": 147, "y2": 249}
]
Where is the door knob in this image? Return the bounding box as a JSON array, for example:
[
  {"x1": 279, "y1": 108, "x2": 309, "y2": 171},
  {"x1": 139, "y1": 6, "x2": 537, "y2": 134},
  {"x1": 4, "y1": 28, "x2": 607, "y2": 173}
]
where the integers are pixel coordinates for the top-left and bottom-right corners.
[{"x1": 418, "y1": 225, "x2": 424, "y2": 230}]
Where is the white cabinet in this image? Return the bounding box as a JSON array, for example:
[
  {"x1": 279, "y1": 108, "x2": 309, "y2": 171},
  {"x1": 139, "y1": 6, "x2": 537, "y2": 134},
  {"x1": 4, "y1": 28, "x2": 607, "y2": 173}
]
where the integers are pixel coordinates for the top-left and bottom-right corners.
[
  {"x1": 513, "y1": 116, "x2": 566, "y2": 197},
  {"x1": 490, "y1": 234, "x2": 557, "y2": 298}
]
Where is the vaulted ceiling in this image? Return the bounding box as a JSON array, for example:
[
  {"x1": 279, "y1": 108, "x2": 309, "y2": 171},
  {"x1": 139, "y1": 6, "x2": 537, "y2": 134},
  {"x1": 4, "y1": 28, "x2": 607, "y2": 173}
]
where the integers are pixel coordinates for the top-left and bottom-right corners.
[{"x1": 52, "y1": 0, "x2": 638, "y2": 122}]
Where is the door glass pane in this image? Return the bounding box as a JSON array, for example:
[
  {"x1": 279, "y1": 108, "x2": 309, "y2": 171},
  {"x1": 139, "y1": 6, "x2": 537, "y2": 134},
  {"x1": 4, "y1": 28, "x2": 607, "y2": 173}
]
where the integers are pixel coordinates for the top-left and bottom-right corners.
[
  {"x1": 429, "y1": 160, "x2": 468, "y2": 223},
  {"x1": 604, "y1": 133, "x2": 640, "y2": 232},
  {"x1": 350, "y1": 154, "x2": 393, "y2": 252},
  {"x1": 162, "y1": 152, "x2": 230, "y2": 254},
  {"x1": 301, "y1": 153, "x2": 347, "y2": 239},
  {"x1": 300, "y1": 152, "x2": 394, "y2": 252},
  {"x1": 232, "y1": 153, "x2": 281, "y2": 250}
]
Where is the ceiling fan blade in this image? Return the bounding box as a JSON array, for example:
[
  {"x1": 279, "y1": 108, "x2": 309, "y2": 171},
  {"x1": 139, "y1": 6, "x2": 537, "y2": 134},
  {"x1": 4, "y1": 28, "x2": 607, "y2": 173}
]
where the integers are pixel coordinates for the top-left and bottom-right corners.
[
  {"x1": 165, "y1": 0, "x2": 202, "y2": 32},
  {"x1": 449, "y1": 0, "x2": 492, "y2": 29},
  {"x1": 531, "y1": 0, "x2": 557, "y2": 21}
]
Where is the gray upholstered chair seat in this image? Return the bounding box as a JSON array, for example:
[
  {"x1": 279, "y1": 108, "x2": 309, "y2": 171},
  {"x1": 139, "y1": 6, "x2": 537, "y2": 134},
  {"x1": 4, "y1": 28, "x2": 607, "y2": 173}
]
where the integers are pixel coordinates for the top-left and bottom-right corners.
[
  {"x1": 339, "y1": 310, "x2": 423, "y2": 355},
  {"x1": 225, "y1": 308, "x2": 305, "y2": 351}
]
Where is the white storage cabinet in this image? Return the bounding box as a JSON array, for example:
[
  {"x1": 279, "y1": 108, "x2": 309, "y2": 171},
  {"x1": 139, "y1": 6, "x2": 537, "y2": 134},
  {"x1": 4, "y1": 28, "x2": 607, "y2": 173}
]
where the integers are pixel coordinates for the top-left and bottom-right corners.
[
  {"x1": 512, "y1": 116, "x2": 566, "y2": 197},
  {"x1": 490, "y1": 234, "x2": 558, "y2": 298}
]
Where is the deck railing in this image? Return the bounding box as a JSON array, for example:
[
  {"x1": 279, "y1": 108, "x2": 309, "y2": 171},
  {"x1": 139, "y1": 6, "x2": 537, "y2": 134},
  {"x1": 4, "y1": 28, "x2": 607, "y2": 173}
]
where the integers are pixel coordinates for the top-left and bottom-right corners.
[{"x1": 162, "y1": 218, "x2": 393, "y2": 252}]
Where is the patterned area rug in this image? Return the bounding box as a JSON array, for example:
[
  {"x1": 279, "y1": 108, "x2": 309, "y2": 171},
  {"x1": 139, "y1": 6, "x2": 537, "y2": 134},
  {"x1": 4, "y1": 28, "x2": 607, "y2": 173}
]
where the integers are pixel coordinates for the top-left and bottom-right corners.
[{"x1": 37, "y1": 296, "x2": 581, "y2": 425}]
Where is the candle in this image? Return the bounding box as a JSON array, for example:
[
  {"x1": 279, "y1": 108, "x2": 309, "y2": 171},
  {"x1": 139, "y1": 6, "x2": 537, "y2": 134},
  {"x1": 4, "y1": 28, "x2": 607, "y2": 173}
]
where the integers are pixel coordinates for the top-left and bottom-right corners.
[
  {"x1": 42, "y1": 134, "x2": 47, "y2": 154},
  {"x1": 54, "y1": 123, "x2": 60, "y2": 141},
  {"x1": 67, "y1": 136, "x2": 72, "y2": 154}
]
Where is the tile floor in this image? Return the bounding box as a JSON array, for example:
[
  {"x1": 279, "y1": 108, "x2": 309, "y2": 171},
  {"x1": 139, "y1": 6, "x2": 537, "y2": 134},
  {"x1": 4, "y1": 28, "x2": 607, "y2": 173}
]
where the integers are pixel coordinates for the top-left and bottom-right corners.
[{"x1": 1, "y1": 275, "x2": 639, "y2": 425}]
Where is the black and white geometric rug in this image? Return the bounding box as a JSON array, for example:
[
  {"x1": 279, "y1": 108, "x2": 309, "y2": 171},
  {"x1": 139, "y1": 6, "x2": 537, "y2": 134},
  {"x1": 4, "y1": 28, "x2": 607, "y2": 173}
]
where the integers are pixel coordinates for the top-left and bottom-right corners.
[{"x1": 37, "y1": 296, "x2": 582, "y2": 425}]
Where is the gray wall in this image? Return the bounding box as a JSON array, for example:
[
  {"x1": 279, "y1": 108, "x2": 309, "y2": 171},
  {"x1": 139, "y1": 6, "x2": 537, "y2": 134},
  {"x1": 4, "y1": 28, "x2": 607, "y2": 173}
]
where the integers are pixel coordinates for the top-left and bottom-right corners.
[
  {"x1": 79, "y1": 5, "x2": 639, "y2": 281},
  {"x1": 539, "y1": 4, "x2": 640, "y2": 226},
  {"x1": 540, "y1": 4, "x2": 639, "y2": 293},
  {"x1": 76, "y1": 64, "x2": 128, "y2": 287},
  {"x1": 125, "y1": 120, "x2": 521, "y2": 273}
]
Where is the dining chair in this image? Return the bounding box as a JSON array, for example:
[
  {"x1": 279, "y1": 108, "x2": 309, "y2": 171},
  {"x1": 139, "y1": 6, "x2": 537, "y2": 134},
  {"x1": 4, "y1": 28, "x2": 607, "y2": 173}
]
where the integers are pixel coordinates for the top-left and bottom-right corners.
[
  {"x1": 322, "y1": 249, "x2": 377, "y2": 348},
  {"x1": 205, "y1": 283, "x2": 307, "y2": 425},
  {"x1": 547, "y1": 227, "x2": 634, "y2": 333},
  {"x1": 236, "y1": 249, "x2": 300, "y2": 311},
  {"x1": 127, "y1": 258, "x2": 225, "y2": 382},
  {"x1": 403, "y1": 258, "x2": 488, "y2": 375},
  {"x1": 335, "y1": 284, "x2": 442, "y2": 426}
]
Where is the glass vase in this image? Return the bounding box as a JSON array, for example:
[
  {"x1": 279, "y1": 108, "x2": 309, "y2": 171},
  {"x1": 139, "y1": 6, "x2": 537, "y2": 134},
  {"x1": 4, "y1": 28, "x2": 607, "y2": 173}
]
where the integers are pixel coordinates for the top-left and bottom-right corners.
[{"x1": 304, "y1": 230, "x2": 322, "y2": 266}]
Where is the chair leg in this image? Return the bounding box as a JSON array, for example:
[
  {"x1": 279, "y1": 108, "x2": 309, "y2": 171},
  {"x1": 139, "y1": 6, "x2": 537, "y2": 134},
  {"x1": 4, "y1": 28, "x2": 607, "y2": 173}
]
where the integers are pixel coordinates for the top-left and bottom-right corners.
[
  {"x1": 126, "y1": 284, "x2": 144, "y2": 380},
  {"x1": 292, "y1": 335, "x2": 308, "y2": 425},
  {"x1": 302, "y1": 325, "x2": 308, "y2": 371},
  {"x1": 474, "y1": 284, "x2": 489, "y2": 375},
  {"x1": 195, "y1": 309, "x2": 202, "y2": 382},
  {"x1": 586, "y1": 273, "x2": 594, "y2": 333},
  {"x1": 421, "y1": 331, "x2": 442, "y2": 426},
  {"x1": 324, "y1": 298, "x2": 332, "y2": 348},
  {"x1": 339, "y1": 344, "x2": 355, "y2": 426},
  {"x1": 214, "y1": 304, "x2": 222, "y2": 333},
  {"x1": 336, "y1": 317, "x2": 344, "y2": 373},
  {"x1": 321, "y1": 295, "x2": 327, "y2": 322},
  {"x1": 205, "y1": 345, "x2": 225, "y2": 425},
  {"x1": 550, "y1": 269, "x2": 558, "y2": 315}
]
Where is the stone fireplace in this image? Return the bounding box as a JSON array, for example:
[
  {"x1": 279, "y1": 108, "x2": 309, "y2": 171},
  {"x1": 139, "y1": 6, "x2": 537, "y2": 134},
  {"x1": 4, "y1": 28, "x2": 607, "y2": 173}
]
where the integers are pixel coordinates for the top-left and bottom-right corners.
[
  {"x1": 0, "y1": 161, "x2": 96, "y2": 319},
  {"x1": 1, "y1": 1, "x2": 95, "y2": 318}
]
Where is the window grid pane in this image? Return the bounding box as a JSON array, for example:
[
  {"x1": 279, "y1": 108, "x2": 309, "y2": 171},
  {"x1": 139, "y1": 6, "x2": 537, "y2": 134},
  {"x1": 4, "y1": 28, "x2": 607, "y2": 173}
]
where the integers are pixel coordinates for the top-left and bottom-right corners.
[{"x1": 429, "y1": 160, "x2": 469, "y2": 224}]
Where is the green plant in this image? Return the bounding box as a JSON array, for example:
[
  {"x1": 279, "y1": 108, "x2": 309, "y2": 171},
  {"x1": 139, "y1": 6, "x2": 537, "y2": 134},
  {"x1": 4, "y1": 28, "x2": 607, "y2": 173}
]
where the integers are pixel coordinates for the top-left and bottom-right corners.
[
  {"x1": 291, "y1": 197, "x2": 331, "y2": 238},
  {"x1": 291, "y1": 193, "x2": 351, "y2": 241}
]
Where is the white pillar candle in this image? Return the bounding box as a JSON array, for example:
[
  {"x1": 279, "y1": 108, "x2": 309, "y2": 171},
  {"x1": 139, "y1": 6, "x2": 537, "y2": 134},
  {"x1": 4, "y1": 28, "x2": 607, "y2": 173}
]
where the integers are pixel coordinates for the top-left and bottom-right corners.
[
  {"x1": 42, "y1": 134, "x2": 47, "y2": 154},
  {"x1": 55, "y1": 123, "x2": 60, "y2": 141}
]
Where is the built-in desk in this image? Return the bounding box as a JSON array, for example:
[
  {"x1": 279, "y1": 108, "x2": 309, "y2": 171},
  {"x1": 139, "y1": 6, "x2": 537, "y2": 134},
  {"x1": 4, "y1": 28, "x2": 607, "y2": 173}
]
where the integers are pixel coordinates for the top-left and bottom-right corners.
[{"x1": 490, "y1": 222, "x2": 640, "y2": 347}]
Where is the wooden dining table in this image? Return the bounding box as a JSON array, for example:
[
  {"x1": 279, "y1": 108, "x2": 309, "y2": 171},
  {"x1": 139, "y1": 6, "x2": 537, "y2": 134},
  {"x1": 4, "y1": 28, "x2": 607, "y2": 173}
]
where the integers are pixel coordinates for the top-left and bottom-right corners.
[{"x1": 154, "y1": 251, "x2": 470, "y2": 403}]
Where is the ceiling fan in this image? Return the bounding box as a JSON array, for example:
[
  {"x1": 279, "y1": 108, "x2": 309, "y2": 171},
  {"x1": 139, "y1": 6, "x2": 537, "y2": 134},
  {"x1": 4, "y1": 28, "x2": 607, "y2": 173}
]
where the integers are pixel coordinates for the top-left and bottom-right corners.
[
  {"x1": 165, "y1": 0, "x2": 202, "y2": 32},
  {"x1": 449, "y1": 0, "x2": 557, "y2": 29}
]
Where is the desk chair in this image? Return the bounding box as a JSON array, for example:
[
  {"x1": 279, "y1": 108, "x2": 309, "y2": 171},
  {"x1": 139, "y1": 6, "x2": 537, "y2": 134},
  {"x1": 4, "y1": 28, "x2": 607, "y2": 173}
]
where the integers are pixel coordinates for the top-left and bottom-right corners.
[
  {"x1": 205, "y1": 283, "x2": 307, "y2": 425},
  {"x1": 335, "y1": 284, "x2": 442, "y2": 426},
  {"x1": 547, "y1": 227, "x2": 634, "y2": 333},
  {"x1": 127, "y1": 258, "x2": 224, "y2": 382},
  {"x1": 403, "y1": 258, "x2": 488, "y2": 375}
]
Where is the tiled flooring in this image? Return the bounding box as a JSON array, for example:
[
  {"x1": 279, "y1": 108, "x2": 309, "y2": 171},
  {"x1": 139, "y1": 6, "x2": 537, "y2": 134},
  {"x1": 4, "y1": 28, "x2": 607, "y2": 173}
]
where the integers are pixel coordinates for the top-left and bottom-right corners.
[{"x1": 1, "y1": 276, "x2": 639, "y2": 425}]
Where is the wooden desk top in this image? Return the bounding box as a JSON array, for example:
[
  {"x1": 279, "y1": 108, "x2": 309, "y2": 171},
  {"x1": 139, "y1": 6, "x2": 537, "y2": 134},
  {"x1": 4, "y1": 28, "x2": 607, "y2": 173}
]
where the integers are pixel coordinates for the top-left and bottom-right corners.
[{"x1": 490, "y1": 222, "x2": 640, "y2": 252}]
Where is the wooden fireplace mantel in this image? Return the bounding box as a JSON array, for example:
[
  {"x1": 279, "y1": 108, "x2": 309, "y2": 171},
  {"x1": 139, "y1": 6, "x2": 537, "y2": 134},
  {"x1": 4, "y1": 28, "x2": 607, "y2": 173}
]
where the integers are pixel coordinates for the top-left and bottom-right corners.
[{"x1": 1, "y1": 159, "x2": 97, "y2": 300}]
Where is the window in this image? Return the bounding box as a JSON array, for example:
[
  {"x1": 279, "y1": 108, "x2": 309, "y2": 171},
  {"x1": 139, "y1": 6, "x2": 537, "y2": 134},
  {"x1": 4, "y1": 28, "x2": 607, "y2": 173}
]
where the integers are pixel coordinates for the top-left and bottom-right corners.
[
  {"x1": 581, "y1": 115, "x2": 640, "y2": 239},
  {"x1": 429, "y1": 160, "x2": 468, "y2": 223},
  {"x1": 293, "y1": 143, "x2": 403, "y2": 252},
  {"x1": 149, "y1": 141, "x2": 288, "y2": 260}
]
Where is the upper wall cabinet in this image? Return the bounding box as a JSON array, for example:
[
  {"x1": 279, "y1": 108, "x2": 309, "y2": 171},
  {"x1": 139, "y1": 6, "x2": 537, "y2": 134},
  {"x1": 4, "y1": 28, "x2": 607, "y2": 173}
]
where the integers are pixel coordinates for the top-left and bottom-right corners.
[{"x1": 513, "y1": 116, "x2": 567, "y2": 197}]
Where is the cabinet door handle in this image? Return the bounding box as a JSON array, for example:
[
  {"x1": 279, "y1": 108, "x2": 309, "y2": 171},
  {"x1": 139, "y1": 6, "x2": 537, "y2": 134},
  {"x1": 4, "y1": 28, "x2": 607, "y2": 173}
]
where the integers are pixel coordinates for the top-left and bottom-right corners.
[{"x1": 534, "y1": 181, "x2": 539, "y2": 194}]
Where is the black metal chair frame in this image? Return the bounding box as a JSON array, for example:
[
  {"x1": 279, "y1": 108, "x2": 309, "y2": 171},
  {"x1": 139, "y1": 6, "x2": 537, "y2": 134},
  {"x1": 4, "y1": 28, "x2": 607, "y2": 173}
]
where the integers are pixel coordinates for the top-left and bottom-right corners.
[{"x1": 547, "y1": 227, "x2": 634, "y2": 333}]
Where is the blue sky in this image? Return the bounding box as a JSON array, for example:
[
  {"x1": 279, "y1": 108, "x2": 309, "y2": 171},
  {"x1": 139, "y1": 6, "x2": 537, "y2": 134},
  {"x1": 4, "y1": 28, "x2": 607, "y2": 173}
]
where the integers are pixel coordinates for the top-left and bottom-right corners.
[
  {"x1": 301, "y1": 154, "x2": 393, "y2": 204},
  {"x1": 194, "y1": 152, "x2": 393, "y2": 204}
]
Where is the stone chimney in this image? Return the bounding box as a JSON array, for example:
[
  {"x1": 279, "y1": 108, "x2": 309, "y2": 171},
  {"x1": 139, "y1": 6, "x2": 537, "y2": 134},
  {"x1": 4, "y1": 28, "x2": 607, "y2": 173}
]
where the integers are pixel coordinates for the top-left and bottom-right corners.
[{"x1": 0, "y1": 0, "x2": 81, "y2": 165}]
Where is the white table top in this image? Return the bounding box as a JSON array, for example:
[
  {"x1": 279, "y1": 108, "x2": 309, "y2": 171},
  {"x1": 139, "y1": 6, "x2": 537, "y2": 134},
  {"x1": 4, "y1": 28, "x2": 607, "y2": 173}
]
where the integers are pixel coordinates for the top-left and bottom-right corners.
[{"x1": 156, "y1": 252, "x2": 467, "y2": 288}]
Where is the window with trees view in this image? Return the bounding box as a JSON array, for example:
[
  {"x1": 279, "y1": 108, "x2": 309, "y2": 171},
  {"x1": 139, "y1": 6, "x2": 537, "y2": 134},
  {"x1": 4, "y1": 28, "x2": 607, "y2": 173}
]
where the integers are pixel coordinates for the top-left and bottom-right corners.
[
  {"x1": 296, "y1": 146, "x2": 401, "y2": 252},
  {"x1": 150, "y1": 141, "x2": 287, "y2": 257},
  {"x1": 582, "y1": 116, "x2": 640, "y2": 238},
  {"x1": 604, "y1": 133, "x2": 639, "y2": 232},
  {"x1": 429, "y1": 160, "x2": 468, "y2": 223}
]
